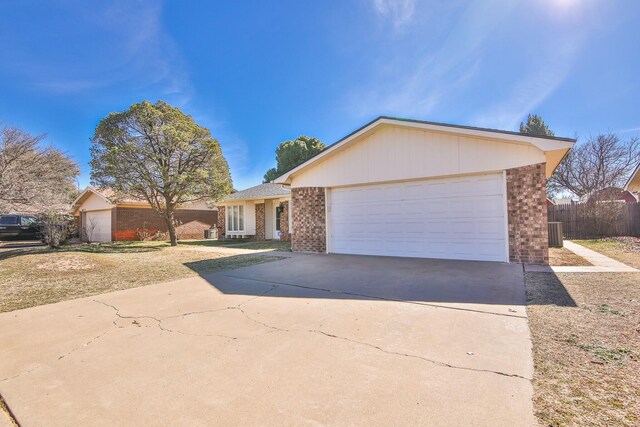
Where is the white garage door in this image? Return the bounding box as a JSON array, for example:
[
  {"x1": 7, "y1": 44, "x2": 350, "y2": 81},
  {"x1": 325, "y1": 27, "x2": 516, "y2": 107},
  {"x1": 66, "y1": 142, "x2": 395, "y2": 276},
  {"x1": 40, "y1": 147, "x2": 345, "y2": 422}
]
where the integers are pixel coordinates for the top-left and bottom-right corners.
[
  {"x1": 85, "y1": 210, "x2": 112, "y2": 243},
  {"x1": 328, "y1": 173, "x2": 507, "y2": 262}
]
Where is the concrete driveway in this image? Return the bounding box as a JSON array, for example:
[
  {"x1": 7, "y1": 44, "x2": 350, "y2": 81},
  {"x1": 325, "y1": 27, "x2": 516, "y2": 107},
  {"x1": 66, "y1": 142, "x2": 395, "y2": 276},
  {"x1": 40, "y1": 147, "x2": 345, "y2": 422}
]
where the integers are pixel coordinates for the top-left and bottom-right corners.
[{"x1": 0, "y1": 254, "x2": 534, "y2": 426}]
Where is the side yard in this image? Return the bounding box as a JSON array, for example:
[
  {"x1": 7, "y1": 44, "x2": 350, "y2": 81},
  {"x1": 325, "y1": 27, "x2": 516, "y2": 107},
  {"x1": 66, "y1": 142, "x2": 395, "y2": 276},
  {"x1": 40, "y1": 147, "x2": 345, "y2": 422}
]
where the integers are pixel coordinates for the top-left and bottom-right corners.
[
  {"x1": 573, "y1": 237, "x2": 640, "y2": 269},
  {"x1": 0, "y1": 242, "x2": 283, "y2": 313},
  {"x1": 527, "y1": 237, "x2": 640, "y2": 425}
]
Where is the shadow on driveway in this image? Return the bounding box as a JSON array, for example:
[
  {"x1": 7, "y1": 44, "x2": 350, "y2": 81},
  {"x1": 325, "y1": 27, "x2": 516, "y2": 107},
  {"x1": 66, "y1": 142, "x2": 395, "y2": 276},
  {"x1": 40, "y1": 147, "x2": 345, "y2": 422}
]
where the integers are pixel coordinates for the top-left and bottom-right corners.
[{"x1": 185, "y1": 253, "x2": 576, "y2": 307}]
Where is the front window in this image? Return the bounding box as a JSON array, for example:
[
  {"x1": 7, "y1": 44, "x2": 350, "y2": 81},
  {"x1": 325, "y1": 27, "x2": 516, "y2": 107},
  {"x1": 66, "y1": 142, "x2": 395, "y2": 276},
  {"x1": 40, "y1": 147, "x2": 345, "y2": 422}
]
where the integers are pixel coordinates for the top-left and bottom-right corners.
[{"x1": 226, "y1": 205, "x2": 244, "y2": 232}]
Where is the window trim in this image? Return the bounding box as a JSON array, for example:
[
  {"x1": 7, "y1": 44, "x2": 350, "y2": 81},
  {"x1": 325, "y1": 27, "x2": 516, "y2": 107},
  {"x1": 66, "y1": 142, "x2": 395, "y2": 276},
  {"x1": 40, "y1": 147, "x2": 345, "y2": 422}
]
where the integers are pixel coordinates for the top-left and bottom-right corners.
[{"x1": 226, "y1": 204, "x2": 245, "y2": 233}]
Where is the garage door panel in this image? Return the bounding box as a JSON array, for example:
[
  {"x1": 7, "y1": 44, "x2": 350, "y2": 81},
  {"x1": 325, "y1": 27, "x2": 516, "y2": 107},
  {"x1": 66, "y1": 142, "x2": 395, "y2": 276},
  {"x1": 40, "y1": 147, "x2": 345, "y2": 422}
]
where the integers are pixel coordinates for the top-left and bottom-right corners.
[{"x1": 329, "y1": 173, "x2": 507, "y2": 262}]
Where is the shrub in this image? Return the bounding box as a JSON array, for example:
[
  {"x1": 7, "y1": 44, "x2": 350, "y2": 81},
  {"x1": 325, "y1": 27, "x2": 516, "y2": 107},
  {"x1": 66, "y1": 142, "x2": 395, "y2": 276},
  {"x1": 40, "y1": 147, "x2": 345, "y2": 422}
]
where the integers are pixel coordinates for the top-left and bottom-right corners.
[{"x1": 39, "y1": 214, "x2": 76, "y2": 248}]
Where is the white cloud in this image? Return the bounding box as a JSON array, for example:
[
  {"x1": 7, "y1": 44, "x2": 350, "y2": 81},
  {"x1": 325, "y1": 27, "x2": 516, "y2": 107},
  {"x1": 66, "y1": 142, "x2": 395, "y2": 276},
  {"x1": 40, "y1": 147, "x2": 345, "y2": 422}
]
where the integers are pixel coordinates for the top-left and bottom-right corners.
[
  {"x1": 371, "y1": 0, "x2": 416, "y2": 30},
  {"x1": 348, "y1": 0, "x2": 517, "y2": 119},
  {"x1": 5, "y1": 0, "x2": 191, "y2": 103},
  {"x1": 617, "y1": 127, "x2": 640, "y2": 134},
  {"x1": 471, "y1": 35, "x2": 585, "y2": 130}
]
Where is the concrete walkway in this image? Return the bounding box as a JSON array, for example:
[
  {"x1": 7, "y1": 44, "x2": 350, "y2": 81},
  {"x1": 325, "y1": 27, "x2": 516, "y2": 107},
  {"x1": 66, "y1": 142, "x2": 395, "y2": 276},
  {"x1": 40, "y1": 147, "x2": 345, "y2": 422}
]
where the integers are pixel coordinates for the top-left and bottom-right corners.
[
  {"x1": 0, "y1": 255, "x2": 534, "y2": 426},
  {"x1": 526, "y1": 240, "x2": 638, "y2": 273}
]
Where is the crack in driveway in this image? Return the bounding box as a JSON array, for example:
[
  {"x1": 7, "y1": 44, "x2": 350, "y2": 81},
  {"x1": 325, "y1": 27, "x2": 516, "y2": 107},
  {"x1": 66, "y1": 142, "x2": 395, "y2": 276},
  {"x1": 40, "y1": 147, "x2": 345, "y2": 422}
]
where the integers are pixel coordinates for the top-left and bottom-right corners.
[
  {"x1": 309, "y1": 329, "x2": 531, "y2": 381},
  {"x1": 217, "y1": 273, "x2": 528, "y2": 319},
  {"x1": 1, "y1": 282, "x2": 528, "y2": 389}
]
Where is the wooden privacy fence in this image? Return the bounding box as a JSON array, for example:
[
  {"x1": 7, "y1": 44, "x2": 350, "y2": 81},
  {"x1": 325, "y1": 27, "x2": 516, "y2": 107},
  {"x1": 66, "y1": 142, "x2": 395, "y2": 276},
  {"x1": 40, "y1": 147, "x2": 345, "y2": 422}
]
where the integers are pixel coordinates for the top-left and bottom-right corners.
[{"x1": 548, "y1": 202, "x2": 640, "y2": 239}]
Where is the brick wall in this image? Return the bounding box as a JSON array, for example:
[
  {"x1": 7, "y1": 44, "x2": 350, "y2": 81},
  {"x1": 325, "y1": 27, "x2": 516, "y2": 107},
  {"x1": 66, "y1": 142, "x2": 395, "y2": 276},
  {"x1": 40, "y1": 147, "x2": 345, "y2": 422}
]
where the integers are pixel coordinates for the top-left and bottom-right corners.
[
  {"x1": 112, "y1": 207, "x2": 217, "y2": 241},
  {"x1": 217, "y1": 206, "x2": 225, "y2": 238},
  {"x1": 291, "y1": 187, "x2": 326, "y2": 253},
  {"x1": 255, "y1": 203, "x2": 265, "y2": 241},
  {"x1": 279, "y1": 200, "x2": 290, "y2": 241},
  {"x1": 506, "y1": 163, "x2": 549, "y2": 265},
  {"x1": 176, "y1": 220, "x2": 213, "y2": 240}
]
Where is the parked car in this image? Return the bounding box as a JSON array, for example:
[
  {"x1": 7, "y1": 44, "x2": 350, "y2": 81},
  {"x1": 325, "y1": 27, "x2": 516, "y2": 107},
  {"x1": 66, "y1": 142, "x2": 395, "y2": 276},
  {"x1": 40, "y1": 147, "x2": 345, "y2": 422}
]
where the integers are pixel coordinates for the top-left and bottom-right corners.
[{"x1": 0, "y1": 214, "x2": 42, "y2": 240}]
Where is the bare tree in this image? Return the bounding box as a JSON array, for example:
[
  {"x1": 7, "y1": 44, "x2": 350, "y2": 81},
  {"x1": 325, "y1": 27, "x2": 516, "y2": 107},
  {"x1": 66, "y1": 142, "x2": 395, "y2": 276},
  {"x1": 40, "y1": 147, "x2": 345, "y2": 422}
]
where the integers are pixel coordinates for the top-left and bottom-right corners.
[
  {"x1": 548, "y1": 133, "x2": 640, "y2": 197},
  {"x1": 0, "y1": 125, "x2": 80, "y2": 214},
  {"x1": 82, "y1": 216, "x2": 98, "y2": 243}
]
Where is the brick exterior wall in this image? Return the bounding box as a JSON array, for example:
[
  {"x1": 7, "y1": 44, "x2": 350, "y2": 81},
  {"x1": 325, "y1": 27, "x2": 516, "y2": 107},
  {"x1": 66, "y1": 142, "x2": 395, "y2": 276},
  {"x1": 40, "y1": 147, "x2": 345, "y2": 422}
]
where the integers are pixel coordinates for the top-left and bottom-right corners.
[
  {"x1": 112, "y1": 207, "x2": 218, "y2": 241},
  {"x1": 291, "y1": 187, "x2": 326, "y2": 253},
  {"x1": 506, "y1": 163, "x2": 549, "y2": 265},
  {"x1": 217, "y1": 206, "x2": 225, "y2": 238},
  {"x1": 255, "y1": 203, "x2": 265, "y2": 241},
  {"x1": 279, "y1": 200, "x2": 290, "y2": 241}
]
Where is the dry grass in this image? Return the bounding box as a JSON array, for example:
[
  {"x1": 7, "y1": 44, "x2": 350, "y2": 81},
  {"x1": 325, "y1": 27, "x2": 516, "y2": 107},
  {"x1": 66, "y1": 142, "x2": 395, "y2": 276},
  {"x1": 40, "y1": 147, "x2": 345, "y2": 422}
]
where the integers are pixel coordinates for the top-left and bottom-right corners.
[
  {"x1": 180, "y1": 240, "x2": 292, "y2": 251},
  {"x1": 574, "y1": 237, "x2": 640, "y2": 269},
  {"x1": 526, "y1": 271, "x2": 640, "y2": 426},
  {"x1": 548, "y1": 247, "x2": 592, "y2": 266},
  {"x1": 0, "y1": 242, "x2": 282, "y2": 313}
]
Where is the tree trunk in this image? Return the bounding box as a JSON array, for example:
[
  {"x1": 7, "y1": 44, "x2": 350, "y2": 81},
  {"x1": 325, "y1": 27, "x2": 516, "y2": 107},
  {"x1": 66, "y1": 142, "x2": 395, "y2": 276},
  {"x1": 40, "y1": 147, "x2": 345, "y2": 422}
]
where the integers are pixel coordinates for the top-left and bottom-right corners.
[{"x1": 165, "y1": 207, "x2": 178, "y2": 246}]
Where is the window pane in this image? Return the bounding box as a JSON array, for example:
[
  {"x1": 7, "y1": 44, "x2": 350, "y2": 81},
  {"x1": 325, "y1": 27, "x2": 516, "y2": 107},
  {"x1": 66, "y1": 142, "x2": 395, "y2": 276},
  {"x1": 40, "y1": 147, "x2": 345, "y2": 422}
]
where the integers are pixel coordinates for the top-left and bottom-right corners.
[
  {"x1": 0, "y1": 216, "x2": 18, "y2": 225},
  {"x1": 233, "y1": 206, "x2": 238, "y2": 231},
  {"x1": 21, "y1": 216, "x2": 35, "y2": 226},
  {"x1": 239, "y1": 205, "x2": 244, "y2": 230},
  {"x1": 226, "y1": 207, "x2": 232, "y2": 231}
]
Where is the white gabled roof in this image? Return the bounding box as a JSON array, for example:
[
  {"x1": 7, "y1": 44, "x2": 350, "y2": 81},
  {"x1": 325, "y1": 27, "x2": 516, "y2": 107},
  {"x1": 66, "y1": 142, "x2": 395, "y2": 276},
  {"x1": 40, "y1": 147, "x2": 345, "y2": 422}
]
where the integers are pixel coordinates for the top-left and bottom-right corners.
[
  {"x1": 71, "y1": 186, "x2": 114, "y2": 213},
  {"x1": 625, "y1": 163, "x2": 640, "y2": 191},
  {"x1": 274, "y1": 116, "x2": 575, "y2": 184}
]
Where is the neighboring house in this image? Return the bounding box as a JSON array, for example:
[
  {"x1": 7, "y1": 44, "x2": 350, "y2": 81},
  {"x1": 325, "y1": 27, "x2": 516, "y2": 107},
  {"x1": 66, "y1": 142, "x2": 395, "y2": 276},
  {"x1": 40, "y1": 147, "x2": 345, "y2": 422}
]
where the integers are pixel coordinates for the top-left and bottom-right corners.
[
  {"x1": 583, "y1": 187, "x2": 639, "y2": 204},
  {"x1": 625, "y1": 162, "x2": 640, "y2": 193},
  {"x1": 217, "y1": 183, "x2": 291, "y2": 241},
  {"x1": 268, "y1": 116, "x2": 575, "y2": 265},
  {"x1": 71, "y1": 187, "x2": 218, "y2": 242},
  {"x1": 553, "y1": 197, "x2": 578, "y2": 205},
  {"x1": 546, "y1": 198, "x2": 555, "y2": 207}
]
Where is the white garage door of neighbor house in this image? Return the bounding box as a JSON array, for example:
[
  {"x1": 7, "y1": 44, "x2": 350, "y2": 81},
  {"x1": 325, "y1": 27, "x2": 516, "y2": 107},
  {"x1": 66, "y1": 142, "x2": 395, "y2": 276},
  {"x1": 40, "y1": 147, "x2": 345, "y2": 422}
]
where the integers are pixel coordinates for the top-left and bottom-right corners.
[
  {"x1": 328, "y1": 172, "x2": 507, "y2": 262},
  {"x1": 85, "y1": 210, "x2": 112, "y2": 243}
]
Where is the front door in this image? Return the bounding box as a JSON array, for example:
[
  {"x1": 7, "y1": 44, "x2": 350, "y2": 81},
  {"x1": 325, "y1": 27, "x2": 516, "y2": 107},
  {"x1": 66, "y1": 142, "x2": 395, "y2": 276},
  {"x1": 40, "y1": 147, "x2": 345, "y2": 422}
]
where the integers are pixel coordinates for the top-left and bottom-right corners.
[{"x1": 274, "y1": 205, "x2": 283, "y2": 240}]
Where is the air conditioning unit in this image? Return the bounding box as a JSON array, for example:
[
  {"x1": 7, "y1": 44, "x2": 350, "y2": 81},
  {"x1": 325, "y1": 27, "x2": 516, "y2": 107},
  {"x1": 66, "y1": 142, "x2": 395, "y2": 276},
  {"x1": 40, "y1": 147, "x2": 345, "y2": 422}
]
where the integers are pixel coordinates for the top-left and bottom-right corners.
[{"x1": 204, "y1": 228, "x2": 218, "y2": 240}]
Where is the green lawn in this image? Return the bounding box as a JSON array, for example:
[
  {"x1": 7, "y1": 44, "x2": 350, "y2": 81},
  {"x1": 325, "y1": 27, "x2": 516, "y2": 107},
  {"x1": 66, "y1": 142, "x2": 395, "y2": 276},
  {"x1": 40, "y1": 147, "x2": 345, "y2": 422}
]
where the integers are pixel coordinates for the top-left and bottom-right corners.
[{"x1": 0, "y1": 242, "x2": 283, "y2": 313}]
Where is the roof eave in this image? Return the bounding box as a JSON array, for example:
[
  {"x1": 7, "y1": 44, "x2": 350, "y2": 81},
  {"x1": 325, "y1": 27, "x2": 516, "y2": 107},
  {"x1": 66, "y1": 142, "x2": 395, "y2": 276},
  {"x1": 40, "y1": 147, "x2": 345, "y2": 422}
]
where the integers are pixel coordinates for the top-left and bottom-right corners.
[{"x1": 219, "y1": 194, "x2": 291, "y2": 204}]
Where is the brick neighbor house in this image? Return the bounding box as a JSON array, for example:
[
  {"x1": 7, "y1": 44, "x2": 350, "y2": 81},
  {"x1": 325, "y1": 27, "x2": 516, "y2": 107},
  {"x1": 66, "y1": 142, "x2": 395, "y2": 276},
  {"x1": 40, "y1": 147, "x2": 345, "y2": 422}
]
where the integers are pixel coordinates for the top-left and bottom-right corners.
[
  {"x1": 71, "y1": 187, "x2": 218, "y2": 242},
  {"x1": 269, "y1": 116, "x2": 575, "y2": 265}
]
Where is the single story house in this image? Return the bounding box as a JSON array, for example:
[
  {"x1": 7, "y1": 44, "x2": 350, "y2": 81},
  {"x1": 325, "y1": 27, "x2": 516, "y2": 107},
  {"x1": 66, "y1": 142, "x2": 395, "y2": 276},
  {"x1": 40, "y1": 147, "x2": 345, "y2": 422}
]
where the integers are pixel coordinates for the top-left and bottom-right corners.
[
  {"x1": 71, "y1": 187, "x2": 218, "y2": 242},
  {"x1": 625, "y1": 162, "x2": 640, "y2": 193},
  {"x1": 583, "y1": 187, "x2": 639, "y2": 204},
  {"x1": 217, "y1": 183, "x2": 291, "y2": 241},
  {"x1": 268, "y1": 116, "x2": 575, "y2": 265}
]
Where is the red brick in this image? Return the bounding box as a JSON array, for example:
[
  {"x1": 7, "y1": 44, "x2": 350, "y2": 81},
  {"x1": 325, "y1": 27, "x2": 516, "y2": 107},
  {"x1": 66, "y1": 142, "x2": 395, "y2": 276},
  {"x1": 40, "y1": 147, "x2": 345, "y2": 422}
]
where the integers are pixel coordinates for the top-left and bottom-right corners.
[{"x1": 506, "y1": 163, "x2": 549, "y2": 265}]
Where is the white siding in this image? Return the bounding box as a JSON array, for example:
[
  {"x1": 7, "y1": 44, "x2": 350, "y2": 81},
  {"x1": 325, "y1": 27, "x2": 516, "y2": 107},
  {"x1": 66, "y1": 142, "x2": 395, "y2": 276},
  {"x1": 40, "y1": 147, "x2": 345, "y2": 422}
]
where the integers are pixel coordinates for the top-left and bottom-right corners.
[
  {"x1": 81, "y1": 193, "x2": 113, "y2": 211},
  {"x1": 291, "y1": 124, "x2": 545, "y2": 188}
]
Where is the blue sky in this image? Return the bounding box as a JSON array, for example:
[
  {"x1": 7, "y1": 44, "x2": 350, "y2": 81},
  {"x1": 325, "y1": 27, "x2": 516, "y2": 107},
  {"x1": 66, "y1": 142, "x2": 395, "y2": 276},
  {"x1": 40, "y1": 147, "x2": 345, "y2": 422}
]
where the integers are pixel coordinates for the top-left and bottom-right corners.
[{"x1": 1, "y1": 0, "x2": 639, "y2": 190}]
